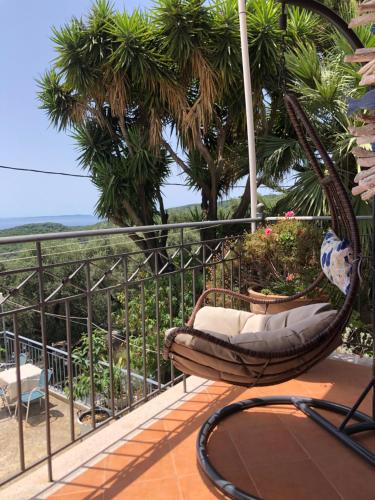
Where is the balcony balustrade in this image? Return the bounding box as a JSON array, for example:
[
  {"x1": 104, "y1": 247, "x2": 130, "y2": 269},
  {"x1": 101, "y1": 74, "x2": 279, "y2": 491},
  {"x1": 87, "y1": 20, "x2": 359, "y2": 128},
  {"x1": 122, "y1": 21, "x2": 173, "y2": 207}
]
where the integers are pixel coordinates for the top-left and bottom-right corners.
[{"x1": 0, "y1": 216, "x2": 372, "y2": 487}]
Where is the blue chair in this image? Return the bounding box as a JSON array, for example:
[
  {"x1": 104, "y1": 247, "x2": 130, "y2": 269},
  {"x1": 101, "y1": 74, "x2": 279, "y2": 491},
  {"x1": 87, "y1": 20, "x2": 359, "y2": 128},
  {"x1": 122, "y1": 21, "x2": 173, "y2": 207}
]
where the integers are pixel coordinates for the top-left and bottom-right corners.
[
  {"x1": 19, "y1": 353, "x2": 27, "y2": 366},
  {"x1": 0, "y1": 386, "x2": 11, "y2": 416},
  {"x1": 0, "y1": 352, "x2": 27, "y2": 371},
  {"x1": 16, "y1": 369, "x2": 53, "y2": 422}
]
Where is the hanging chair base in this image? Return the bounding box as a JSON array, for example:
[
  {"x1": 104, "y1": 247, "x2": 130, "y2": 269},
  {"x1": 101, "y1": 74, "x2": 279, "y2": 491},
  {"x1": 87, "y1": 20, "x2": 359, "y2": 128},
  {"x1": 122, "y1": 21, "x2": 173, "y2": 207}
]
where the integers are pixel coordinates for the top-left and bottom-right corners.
[{"x1": 197, "y1": 391, "x2": 375, "y2": 500}]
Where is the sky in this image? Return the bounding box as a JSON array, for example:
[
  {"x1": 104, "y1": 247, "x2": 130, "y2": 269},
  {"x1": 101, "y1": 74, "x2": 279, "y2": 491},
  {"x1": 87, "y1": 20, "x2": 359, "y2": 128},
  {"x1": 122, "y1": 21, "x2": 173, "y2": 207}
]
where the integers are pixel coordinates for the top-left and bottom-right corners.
[{"x1": 0, "y1": 0, "x2": 247, "y2": 218}]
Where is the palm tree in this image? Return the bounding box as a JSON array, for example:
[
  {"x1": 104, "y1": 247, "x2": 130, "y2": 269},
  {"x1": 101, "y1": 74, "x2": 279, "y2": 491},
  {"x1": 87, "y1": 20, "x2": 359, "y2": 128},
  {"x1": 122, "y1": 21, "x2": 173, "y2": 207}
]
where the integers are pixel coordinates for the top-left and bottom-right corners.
[
  {"x1": 265, "y1": 1, "x2": 374, "y2": 221},
  {"x1": 154, "y1": 0, "x2": 326, "y2": 221},
  {"x1": 38, "y1": 1, "x2": 181, "y2": 268},
  {"x1": 38, "y1": 0, "x2": 370, "y2": 238},
  {"x1": 38, "y1": 0, "x2": 324, "y2": 227}
]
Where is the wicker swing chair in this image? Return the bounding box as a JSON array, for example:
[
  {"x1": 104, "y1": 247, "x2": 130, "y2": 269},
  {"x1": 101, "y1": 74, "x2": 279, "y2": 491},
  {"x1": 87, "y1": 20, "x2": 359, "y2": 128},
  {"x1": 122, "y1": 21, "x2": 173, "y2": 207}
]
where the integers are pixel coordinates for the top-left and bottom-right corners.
[
  {"x1": 164, "y1": 93, "x2": 361, "y2": 387},
  {"x1": 163, "y1": 94, "x2": 375, "y2": 499}
]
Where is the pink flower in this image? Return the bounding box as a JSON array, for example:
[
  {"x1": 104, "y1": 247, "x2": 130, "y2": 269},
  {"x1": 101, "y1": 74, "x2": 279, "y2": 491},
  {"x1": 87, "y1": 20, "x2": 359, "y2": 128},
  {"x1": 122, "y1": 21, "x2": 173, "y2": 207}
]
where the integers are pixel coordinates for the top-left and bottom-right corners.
[
  {"x1": 264, "y1": 228, "x2": 272, "y2": 237},
  {"x1": 285, "y1": 210, "x2": 295, "y2": 218}
]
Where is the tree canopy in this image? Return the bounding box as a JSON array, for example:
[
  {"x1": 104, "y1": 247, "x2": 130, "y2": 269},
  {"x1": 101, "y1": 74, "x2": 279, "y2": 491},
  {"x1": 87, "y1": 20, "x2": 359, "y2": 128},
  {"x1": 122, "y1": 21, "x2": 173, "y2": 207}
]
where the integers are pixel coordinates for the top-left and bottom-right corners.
[{"x1": 38, "y1": 0, "x2": 372, "y2": 233}]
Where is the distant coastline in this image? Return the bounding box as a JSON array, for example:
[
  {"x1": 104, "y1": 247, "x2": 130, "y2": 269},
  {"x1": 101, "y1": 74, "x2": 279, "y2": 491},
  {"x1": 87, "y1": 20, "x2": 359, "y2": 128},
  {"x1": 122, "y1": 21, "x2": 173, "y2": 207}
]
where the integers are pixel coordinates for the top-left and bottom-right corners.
[{"x1": 0, "y1": 214, "x2": 102, "y2": 230}]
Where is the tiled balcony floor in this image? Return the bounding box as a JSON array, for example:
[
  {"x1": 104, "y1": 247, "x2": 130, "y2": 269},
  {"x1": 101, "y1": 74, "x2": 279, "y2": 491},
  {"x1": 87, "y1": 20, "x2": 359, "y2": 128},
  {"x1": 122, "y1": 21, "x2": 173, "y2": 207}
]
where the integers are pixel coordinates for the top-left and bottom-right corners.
[{"x1": 49, "y1": 358, "x2": 374, "y2": 499}]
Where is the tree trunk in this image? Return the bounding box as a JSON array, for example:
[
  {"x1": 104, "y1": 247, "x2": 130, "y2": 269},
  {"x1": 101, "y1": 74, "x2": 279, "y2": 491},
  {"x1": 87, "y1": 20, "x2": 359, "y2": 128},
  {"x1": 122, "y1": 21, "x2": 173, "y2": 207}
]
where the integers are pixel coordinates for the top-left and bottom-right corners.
[
  {"x1": 201, "y1": 192, "x2": 209, "y2": 220},
  {"x1": 109, "y1": 213, "x2": 170, "y2": 275},
  {"x1": 220, "y1": 176, "x2": 252, "y2": 237},
  {"x1": 231, "y1": 176, "x2": 250, "y2": 220},
  {"x1": 200, "y1": 186, "x2": 218, "y2": 256}
]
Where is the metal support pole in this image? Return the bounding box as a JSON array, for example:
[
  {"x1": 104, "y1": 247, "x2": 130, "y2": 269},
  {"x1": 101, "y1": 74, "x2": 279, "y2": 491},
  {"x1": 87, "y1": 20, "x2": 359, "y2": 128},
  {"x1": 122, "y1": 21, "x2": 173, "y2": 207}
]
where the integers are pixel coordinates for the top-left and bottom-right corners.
[
  {"x1": 85, "y1": 263, "x2": 96, "y2": 429},
  {"x1": 35, "y1": 242, "x2": 53, "y2": 482},
  {"x1": 123, "y1": 257, "x2": 133, "y2": 409},
  {"x1": 238, "y1": 0, "x2": 257, "y2": 233},
  {"x1": 0, "y1": 293, "x2": 6, "y2": 334},
  {"x1": 13, "y1": 314, "x2": 25, "y2": 473},
  {"x1": 106, "y1": 291, "x2": 115, "y2": 417},
  {"x1": 0, "y1": 294, "x2": 6, "y2": 361},
  {"x1": 65, "y1": 300, "x2": 75, "y2": 443}
]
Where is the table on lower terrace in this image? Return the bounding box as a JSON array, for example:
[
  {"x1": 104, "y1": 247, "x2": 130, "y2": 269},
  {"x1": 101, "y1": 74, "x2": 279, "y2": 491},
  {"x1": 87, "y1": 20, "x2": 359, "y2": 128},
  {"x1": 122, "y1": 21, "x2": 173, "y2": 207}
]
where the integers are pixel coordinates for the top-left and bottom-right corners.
[{"x1": 0, "y1": 363, "x2": 42, "y2": 404}]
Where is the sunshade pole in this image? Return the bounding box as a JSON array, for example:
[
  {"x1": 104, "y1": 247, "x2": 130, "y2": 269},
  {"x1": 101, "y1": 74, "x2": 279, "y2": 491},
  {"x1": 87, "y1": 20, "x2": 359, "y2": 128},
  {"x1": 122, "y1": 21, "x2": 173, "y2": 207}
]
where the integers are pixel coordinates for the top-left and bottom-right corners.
[{"x1": 238, "y1": 0, "x2": 257, "y2": 232}]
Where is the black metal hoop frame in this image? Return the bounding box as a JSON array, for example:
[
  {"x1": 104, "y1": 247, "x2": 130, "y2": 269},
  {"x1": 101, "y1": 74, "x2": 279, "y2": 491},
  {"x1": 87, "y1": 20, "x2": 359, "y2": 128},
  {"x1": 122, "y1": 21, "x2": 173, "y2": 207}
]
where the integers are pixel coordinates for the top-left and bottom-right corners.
[
  {"x1": 196, "y1": 2, "x2": 375, "y2": 498},
  {"x1": 197, "y1": 393, "x2": 375, "y2": 500}
]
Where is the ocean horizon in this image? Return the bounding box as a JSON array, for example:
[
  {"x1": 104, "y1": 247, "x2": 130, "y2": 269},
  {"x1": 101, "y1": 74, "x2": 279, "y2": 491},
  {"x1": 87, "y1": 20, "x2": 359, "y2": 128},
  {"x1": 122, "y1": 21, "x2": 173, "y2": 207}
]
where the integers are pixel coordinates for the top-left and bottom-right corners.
[{"x1": 0, "y1": 214, "x2": 103, "y2": 230}]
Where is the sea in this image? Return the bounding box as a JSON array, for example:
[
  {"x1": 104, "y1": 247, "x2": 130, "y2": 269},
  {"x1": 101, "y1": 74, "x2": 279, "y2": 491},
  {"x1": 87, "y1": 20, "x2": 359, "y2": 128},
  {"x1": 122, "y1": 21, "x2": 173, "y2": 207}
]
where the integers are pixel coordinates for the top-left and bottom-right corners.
[{"x1": 0, "y1": 214, "x2": 102, "y2": 230}]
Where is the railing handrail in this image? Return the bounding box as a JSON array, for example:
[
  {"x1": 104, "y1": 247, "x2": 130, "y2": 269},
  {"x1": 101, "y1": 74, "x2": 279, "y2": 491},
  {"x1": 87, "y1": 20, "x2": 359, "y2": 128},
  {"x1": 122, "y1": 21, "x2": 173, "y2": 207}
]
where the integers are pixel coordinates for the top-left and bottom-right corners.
[
  {"x1": 3, "y1": 330, "x2": 160, "y2": 388},
  {"x1": 266, "y1": 215, "x2": 372, "y2": 221},
  {"x1": 0, "y1": 215, "x2": 372, "y2": 246},
  {"x1": 3, "y1": 330, "x2": 68, "y2": 356},
  {"x1": 0, "y1": 217, "x2": 259, "y2": 245}
]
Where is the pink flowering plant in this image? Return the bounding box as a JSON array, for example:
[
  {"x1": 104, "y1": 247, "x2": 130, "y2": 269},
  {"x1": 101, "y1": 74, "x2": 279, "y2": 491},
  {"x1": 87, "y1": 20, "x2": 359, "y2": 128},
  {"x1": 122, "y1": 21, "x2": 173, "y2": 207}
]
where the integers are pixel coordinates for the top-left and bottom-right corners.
[{"x1": 242, "y1": 214, "x2": 322, "y2": 296}]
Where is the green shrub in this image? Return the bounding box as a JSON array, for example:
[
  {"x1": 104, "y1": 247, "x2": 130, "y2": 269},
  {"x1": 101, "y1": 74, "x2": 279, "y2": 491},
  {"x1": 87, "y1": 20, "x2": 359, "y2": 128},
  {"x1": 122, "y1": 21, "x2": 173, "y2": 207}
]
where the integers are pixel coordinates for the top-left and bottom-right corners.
[
  {"x1": 114, "y1": 270, "x2": 201, "y2": 382},
  {"x1": 67, "y1": 329, "x2": 123, "y2": 405},
  {"x1": 242, "y1": 217, "x2": 323, "y2": 296},
  {"x1": 342, "y1": 313, "x2": 373, "y2": 358}
]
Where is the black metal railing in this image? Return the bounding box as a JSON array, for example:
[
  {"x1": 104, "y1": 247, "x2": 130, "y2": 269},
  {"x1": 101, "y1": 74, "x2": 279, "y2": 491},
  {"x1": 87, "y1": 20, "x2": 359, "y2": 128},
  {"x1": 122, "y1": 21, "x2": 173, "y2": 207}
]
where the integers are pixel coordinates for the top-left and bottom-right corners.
[
  {"x1": 0, "y1": 217, "x2": 253, "y2": 484},
  {"x1": 0, "y1": 215, "x2": 372, "y2": 485},
  {"x1": 0, "y1": 331, "x2": 159, "y2": 405}
]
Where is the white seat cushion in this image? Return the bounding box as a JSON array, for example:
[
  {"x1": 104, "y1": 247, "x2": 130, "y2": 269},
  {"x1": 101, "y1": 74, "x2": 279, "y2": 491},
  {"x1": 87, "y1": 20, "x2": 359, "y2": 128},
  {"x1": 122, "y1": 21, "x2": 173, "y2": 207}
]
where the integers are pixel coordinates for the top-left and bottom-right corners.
[
  {"x1": 182, "y1": 303, "x2": 337, "y2": 353},
  {"x1": 165, "y1": 303, "x2": 339, "y2": 384},
  {"x1": 193, "y1": 306, "x2": 255, "y2": 336},
  {"x1": 193, "y1": 303, "x2": 333, "y2": 339}
]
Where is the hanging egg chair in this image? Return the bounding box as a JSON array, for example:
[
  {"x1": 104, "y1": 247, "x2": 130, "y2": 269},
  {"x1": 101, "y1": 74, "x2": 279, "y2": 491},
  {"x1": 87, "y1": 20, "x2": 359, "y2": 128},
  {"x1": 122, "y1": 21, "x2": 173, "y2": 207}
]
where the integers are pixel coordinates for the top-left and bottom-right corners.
[
  {"x1": 163, "y1": 91, "x2": 374, "y2": 500},
  {"x1": 164, "y1": 92, "x2": 361, "y2": 389},
  {"x1": 164, "y1": 2, "x2": 375, "y2": 498}
]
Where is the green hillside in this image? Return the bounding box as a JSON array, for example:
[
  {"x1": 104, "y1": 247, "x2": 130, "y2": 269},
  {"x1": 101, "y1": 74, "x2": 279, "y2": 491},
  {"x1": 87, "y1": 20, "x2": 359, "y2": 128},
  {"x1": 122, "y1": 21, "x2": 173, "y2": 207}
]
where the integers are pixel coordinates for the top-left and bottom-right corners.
[
  {"x1": 167, "y1": 193, "x2": 282, "y2": 222},
  {"x1": 0, "y1": 193, "x2": 283, "y2": 239},
  {"x1": 0, "y1": 223, "x2": 70, "y2": 237},
  {"x1": 0, "y1": 221, "x2": 112, "y2": 238}
]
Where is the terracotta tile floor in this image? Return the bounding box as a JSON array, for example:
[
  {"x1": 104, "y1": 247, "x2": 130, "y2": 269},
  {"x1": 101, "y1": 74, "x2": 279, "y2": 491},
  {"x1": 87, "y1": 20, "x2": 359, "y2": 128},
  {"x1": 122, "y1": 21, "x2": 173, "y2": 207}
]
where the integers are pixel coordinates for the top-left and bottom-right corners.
[{"x1": 49, "y1": 359, "x2": 374, "y2": 499}]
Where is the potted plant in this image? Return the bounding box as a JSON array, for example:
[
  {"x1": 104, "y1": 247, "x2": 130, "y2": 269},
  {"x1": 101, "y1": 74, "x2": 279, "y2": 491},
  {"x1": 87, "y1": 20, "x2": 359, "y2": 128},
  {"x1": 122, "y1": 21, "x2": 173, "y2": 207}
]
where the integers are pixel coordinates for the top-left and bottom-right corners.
[
  {"x1": 77, "y1": 406, "x2": 112, "y2": 433},
  {"x1": 65, "y1": 330, "x2": 126, "y2": 429},
  {"x1": 242, "y1": 212, "x2": 327, "y2": 314}
]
